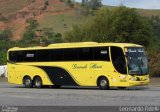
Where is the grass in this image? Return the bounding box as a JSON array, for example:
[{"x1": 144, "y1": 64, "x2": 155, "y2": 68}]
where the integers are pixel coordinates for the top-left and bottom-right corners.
[
  {"x1": 137, "y1": 9, "x2": 160, "y2": 17},
  {"x1": 39, "y1": 9, "x2": 86, "y2": 34},
  {"x1": 39, "y1": 5, "x2": 160, "y2": 36},
  {"x1": 0, "y1": 0, "x2": 28, "y2": 15}
]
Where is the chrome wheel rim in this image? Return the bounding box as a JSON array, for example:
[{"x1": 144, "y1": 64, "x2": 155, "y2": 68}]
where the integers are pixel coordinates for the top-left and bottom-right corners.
[
  {"x1": 36, "y1": 80, "x2": 41, "y2": 87},
  {"x1": 100, "y1": 80, "x2": 107, "y2": 87},
  {"x1": 25, "y1": 79, "x2": 31, "y2": 85}
]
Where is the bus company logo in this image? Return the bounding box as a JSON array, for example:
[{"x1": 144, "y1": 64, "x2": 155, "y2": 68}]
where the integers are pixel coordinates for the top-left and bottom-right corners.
[
  {"x1": 26, "y1": 53, "x2": 34, "y2": 58},
  {"x1": 72, "y1": 64, "x2": 102, "y2": 69},
  {"x1": 72, "y1": 64, "x2": 87, "y2": 69},
  {"x1": 101, "y1": 50, "x2": 107, "y2": 54}
]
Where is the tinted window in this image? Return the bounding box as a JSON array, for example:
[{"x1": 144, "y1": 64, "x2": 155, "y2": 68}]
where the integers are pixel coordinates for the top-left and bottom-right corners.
[
  {"x1": 94, "y1": 47, "x2": 110, "y2": 61},
  {"x1": 16, "y1": 51, "x2": 23, "y2": 62},
  {"x1": 64, "y1": 48, "x2": 78, "y2": 61},
  {"x1": 111, "y1": 46, "x2": 127, "y2": 74},
  {"x1": 9, "y1": 51, "x2": 17, "y2": 62},
  {"x1": 79, "y1": 47, "x2": 93, "y2": 61},
  {"x1": 23, "y1": 50, "x2": 37, "y2": 62},
  {"x1": 37, "y1": 50, "x2": 50, "y2": 62},
  {"x1": 50, "y1": 49, "x2": 63, "y2": 61}
]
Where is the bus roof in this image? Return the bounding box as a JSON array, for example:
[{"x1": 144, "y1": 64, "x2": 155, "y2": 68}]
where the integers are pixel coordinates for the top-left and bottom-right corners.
[{"x1": 8, "y1": 42, "x2": 142, "y2": 51}]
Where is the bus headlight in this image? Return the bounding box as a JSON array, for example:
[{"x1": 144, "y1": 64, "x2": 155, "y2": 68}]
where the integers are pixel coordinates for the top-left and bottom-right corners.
[{"x1": 130, "y1": 77, "x2": 137, "y2": 81}]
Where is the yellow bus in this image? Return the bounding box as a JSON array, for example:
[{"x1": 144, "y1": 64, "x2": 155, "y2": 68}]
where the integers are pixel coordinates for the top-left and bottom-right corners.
[{"x1": 7, "y1": 42, "x2": 149, "y2": 90}]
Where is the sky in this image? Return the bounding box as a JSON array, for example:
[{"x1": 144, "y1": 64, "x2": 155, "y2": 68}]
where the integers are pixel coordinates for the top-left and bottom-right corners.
[{"x1": 76, "y1": 0, "x2": 160, "y2": 9}]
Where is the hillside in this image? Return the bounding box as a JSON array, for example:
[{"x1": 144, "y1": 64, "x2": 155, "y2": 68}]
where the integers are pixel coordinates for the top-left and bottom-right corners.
[
  {"x1": 0, "y1": 0, "x2": 86, "y2": 40},
  {"x1": 0, "y1": 0, "x2": 160, "y2": 40},
  {"x1": 104, "y1": 5, "x2": 160, "y2": 17}
]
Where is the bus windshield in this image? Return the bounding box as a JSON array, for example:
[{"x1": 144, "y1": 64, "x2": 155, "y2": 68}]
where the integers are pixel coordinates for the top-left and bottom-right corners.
[{"x1": 125, "y1": 47, "x2": 149, "y2": 75}]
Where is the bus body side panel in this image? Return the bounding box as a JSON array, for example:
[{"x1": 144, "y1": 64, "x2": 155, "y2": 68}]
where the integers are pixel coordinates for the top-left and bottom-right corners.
[
  {"x1": 7, "y1": 63, "x2": 53, "y2": 85},
  {"x1": 37, "y1": 66, "x2": 79, "y2": 86},
  {"x1": 92, "y1": 61, "x2": 123, "y2": 87},
  {"x1": 37, "y1": 62, "x2": 95, "y2": 86},
  {"x1": 7, "y1": 63, "x2": 17, "y2": 84},
  {"x1": 64, "y1": 62, "x2": 94, "y2": 86}
]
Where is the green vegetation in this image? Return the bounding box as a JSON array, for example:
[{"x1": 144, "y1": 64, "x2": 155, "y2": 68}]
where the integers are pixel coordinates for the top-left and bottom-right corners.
[
  {"x1": 39, "y1": 10, "x2": 86, "y2": 35},
  {"x1": 65, "y1": 7, "x2": 153, "y2": 46},
  {"x1": 82, "y1": 0, "x2": 102, "y2": 10},
  {"x1": 104, "y1": 5, "x2": 160, "y2": 17},
  {"x1": 0, "y1": 1, "x2": 160, "y2": 77},
  {"x1": 20, "y1": 18, "x2": 63, "y2": 46},
  {"x1": 0, "y1": 29, "x2": 15, "y2": 64},
  {"x1": 65, "y1": 6, "x2": 160, "y2": 77},
  {"x1": 80, "y1": 0, "x2": 102, "y2": 15},
  {"x1": 0, "y1": 19, "x2": 63, "y2": 65}
]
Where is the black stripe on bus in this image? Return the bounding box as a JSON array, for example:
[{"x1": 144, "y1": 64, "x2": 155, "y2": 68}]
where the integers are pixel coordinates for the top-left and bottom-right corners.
[{"x1": 37, "y1": 66, "x2": 79, "y2": 86}]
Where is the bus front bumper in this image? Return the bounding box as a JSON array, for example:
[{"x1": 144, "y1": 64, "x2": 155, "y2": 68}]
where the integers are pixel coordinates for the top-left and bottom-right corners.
[{"x1": 128, "y1": 80, "x2": 149, "y2": 86}]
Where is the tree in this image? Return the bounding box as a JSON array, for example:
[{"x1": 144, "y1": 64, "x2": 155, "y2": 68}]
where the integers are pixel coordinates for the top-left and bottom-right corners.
[
  {"x1": 65, "y1": 0, "x2": 74, "y2": 8},
  {"x1": 81, "y1": 0, "x2": 87, "y2": 5},
  {"x1": 0, "y1": 51, "x2": 6, "y2": 65},
  {"x1": 89, "y1": 0, "x2": 102, "y2": 10},
  {"x1": 82, "y1": 0, "x2": 102, "y2": 10},
  {"x1": 25, "y1": 19, "x2": 39, "y2": 31},
  {"x1": 23, "y1": 19, "x2": 39, "y2": 42},
  {"x1": 149, "y1": 16, "x2": 160, "y2": 47},
  {"x1": 0, "y1": 28, "x2": 12, "y2": 40},
  {"x1": 65, "y1": 7, "x2": 154, "y2": 47},
  {"x1": 38, "y1": 28, "x2": 63, "y2": 44},
  {"x1": 80, "y1": 0, "x2": 102, "y2": 15},
  {"x1": 108, "y1": 7, "x2": 153, "y2": 47}
]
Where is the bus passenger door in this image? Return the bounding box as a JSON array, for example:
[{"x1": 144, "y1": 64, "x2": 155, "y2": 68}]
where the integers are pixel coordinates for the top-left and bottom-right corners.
[{"x1": 110, "y1": 46, "x2": 127, "y2": 86}]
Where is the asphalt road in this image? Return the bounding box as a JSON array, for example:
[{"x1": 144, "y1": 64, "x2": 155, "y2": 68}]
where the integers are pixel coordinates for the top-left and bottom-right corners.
[{"x1": 0, "y1": 81, "x2": 160, "y2": 112}]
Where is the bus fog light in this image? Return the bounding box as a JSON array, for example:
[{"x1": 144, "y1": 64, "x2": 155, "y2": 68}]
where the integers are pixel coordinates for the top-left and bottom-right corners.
[
  {"x1": 130, "y1": 77, "x2": 137, "y2": 81},
  {"x1": 120, "y1": 75, "x2": 126, "y2": 79}
]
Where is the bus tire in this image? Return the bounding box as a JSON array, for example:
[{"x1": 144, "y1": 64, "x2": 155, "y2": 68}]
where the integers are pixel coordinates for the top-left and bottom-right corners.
[
  {"x1": 34, "y1": 76, "x2": 43, "y2": 88},
  {"x1": 97, "y1": 77, "x2": 110, "y2": 90},
  {"x1": 23, "y1": 76, "x2": 33, "y2": 88}
]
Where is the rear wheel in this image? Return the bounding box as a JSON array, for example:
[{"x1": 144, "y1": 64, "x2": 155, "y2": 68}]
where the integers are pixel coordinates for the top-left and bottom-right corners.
[
  {"x1": 97, "y1": 77, "x2": 110, "y2": 90},
  {"x1": 34, "y1": 77, "x2": 43, "y2": 88},
  {"x1": 23, "y1": 76, "x2": 33, "y2": 88}
]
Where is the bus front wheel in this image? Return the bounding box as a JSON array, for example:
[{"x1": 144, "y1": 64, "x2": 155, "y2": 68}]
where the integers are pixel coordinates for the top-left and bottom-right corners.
[
  {"x1": 23, "y1": 76, "x2": 33, "y2": 88},
  {"x1": 34, "y1": 76, "x2": 42, "y2": 88},
  {"x1": 97, "y1": 77, "x2": 110, "y2": 90}
]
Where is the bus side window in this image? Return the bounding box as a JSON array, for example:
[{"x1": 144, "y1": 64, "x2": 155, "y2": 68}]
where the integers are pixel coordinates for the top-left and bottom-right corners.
[
  {"x1": 64, "y1": 48, "x2": 78, "y2": 61},
  {"x1": 16, "y1": 51, "x2": 23, "y2": 62},
  {"x1": 9, "y1": 51, "x2": 17, "y2": 62},
  {"x1": 50, "y1": 49, "x2": 63, "y2": 61},
  {"x1": 37, "y1": 50, "x2": 50, "y2": 62},
  {"x1": 23, "y1": 50, "x2": 37, "y2": 62},
  {"x1": 94, "y1": 47, "x2": 110, "y2": 61},
  {"x1": 79, "y1": 48, "x2": 93, "y2": 61},
  {"x1": 111, "y1": 46, "x2": 127, "y2": 74}
]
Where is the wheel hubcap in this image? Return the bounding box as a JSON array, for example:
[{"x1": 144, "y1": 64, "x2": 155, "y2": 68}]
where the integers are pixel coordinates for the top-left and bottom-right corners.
[
  {"x1": 36, "y1": 80, "x2": 41, "y2": 87},
  {"x1": 26, "y1": 79, "x2": 31, "y2": 85},
  {"x1": 100, "y1": 80, "x2": 107, "y2": 87}
]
